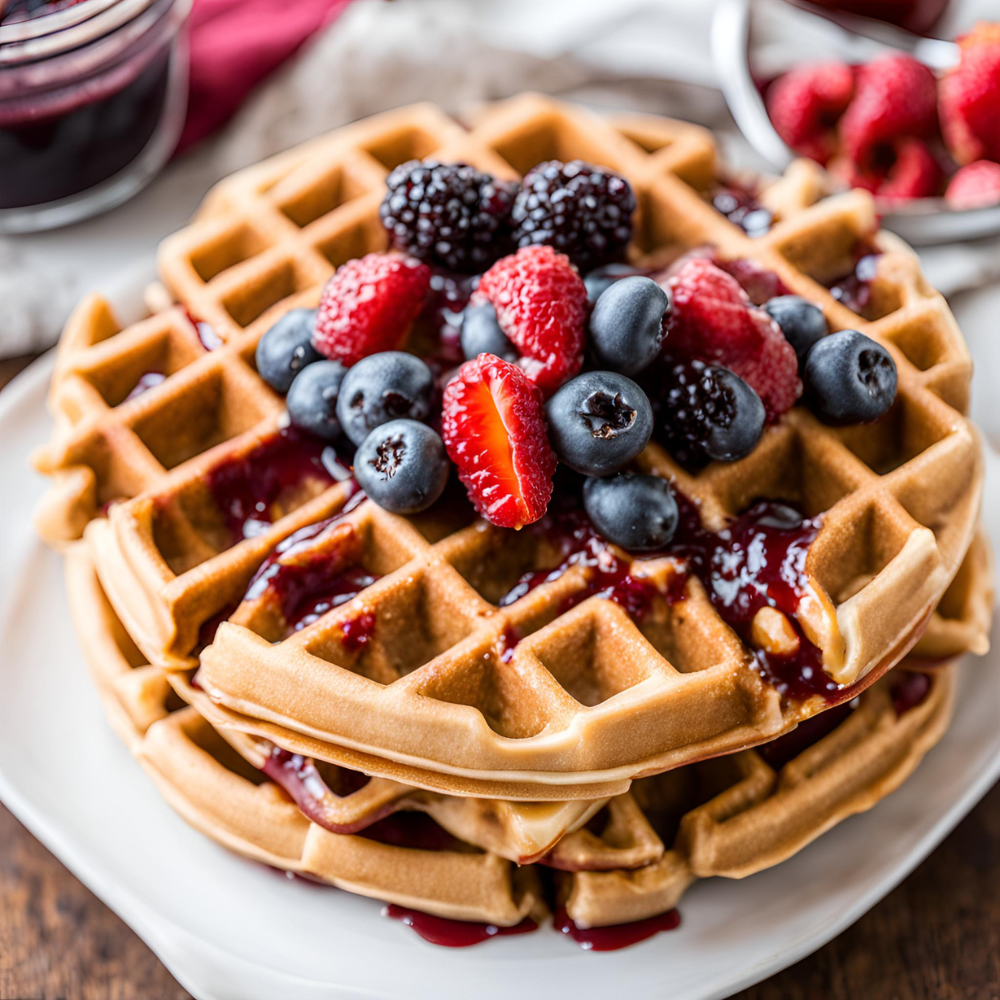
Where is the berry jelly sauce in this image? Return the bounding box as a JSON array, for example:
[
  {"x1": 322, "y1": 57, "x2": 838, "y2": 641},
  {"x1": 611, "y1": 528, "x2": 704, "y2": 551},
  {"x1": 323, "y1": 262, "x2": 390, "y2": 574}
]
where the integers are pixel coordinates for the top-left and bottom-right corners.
[
  {"x1": 183, "y1": 309, "x2": 223, "y2": 351},
  {"x1": 206, "y1": 427, "x2": 350, "y2": 542},
  {"x1": 756, "y1": 696, "x2": 859, "y2": 769},
  {"x1": 889, "y1": 670, "x2": 932, "y2": 716},
  {"x1": 553, "y1": 906, "x2": 681, "y2": 951},
  {"x1": 123, "y1": 370, "x2": 165, "y2": 402},
  {"x1": 712, "y1": 186, "x2": 773, "y2": 238},
  {"x1": 242, "y1": 491, "x2": 373, "y2": 633},
  {"x1": 827, "y1": 248, "x2": 882, "y2": 317},
  {"x1": 384, "y1": 906, "x2": 539, "y2": 948}
]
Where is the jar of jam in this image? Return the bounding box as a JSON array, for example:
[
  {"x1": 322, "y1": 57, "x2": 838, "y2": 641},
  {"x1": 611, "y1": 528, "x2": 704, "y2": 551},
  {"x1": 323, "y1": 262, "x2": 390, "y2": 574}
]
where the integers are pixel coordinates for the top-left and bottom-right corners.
[{"x1": 0, "y1": 0, "x2": 191, "y2": 233}]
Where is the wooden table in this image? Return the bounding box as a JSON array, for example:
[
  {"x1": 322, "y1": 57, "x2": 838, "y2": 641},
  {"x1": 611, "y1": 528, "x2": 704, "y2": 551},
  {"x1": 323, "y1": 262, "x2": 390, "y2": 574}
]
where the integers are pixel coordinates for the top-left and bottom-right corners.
[{"x1": 2, "y1": 355, "x2": 998, "y2": 1000}]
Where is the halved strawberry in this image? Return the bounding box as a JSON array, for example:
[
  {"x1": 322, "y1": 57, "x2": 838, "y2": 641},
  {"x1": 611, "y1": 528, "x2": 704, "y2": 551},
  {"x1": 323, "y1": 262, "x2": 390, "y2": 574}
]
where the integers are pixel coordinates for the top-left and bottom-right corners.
[{"x1": 441, "y1": 353, "x2": 556, "y2": 529}]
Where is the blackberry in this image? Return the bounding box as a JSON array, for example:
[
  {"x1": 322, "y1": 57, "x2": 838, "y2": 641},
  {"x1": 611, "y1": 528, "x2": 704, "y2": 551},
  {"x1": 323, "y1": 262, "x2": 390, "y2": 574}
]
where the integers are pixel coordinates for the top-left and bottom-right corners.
[
  {"x1": 380, "y1": 161, "x2": 517, "y2": 273},
  {"x1": 658, "y1": 360, "x2": 765, "y2": 466},
  {"x1": 511, "y1": 160, "x2": 636, "y2": 273}
]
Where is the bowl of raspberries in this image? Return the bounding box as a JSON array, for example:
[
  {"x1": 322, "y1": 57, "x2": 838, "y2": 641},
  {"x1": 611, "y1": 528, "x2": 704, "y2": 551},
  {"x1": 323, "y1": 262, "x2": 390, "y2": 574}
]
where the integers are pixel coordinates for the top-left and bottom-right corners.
[{"x1": 715, "y1": 0, "x2": 1000, "y2": 243}]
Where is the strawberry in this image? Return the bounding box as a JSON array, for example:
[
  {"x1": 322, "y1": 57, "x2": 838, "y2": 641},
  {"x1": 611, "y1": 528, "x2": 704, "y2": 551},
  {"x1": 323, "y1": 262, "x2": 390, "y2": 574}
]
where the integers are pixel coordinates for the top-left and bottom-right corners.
[
  {"x1": 313, "y1": 253, "x2": 431, "y2": 367},
  {"x1": 475, "y1": 245, "x2": 587, "y2": 395},
  {"x1": 839, "y1": 54, "x2": 938, "y2": 169},
  {"x1": 945, "y1": 159, "x2": 1000, "y2": 208},
  {"x1": 441, "y1": 353, "x2": 556, "y2": 528},
  {"x1": 877, "y1": 138, "x2": 943, "y2": 201},
  {"x1": 940, "y1": 22, "x2": 1000, "y2": 165},
  {"x1": 664, "y1": 257, "x2": 801, "y2": 421},
  {"x1": 766, "y1": 62, "x2": 855, "y2": 164}
]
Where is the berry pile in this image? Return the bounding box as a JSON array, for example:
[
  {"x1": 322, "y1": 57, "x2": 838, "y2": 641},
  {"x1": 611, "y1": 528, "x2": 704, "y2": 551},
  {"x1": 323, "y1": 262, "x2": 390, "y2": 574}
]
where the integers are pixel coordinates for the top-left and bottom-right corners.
[
  {"x1": 380, "y1": 158, "x2": 635, "y2": 274},
  {"x1": 254, "y1": 157, "x2": 897, "y2": 549},
  {"x1": 766, "y1": 24, "x2": 1000, "y2": 207}
]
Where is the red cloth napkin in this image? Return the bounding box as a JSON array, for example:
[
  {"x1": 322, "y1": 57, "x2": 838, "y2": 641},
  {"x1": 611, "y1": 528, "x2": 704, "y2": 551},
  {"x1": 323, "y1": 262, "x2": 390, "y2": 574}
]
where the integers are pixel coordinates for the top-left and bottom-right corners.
[{"x1": 177, "y1": 0, "x2": 354, "y2": 154}]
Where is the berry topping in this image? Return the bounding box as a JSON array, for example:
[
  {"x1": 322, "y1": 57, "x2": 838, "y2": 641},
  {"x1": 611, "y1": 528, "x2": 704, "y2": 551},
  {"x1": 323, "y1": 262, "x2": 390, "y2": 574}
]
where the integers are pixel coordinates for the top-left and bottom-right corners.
[
  {"x1": 763, "y1": 295, "x2": 828, "y2": 367},
  {"x1": 511, "y1": 160, "x2": 636, "y2": 273},
  {"x1": 803, "y1": 329, "x2": 897, "y2": 425},
  {"x1": 665, "y1": 257, "x2": 801, "y2": 420},
  {"x1": 256, "y1": 308, "x2": 321, "y2": 393},
  {"x1": 476, "y1": 245, "x2": 588, "y2": 394},
  {"x1": 588, "y1": 276, "x2": 670, "y2": 376},
  {"x1": 313, "y1": 253, "x2": 431, "y2": 367},
  {"x1": 379, "y1": 161, "x2": 517, "y2": 273},
  {"x1": 582, "y1": 473, "x2": 679, "y2": 551},
  {"x1": 353, "y1": 419, "x2": 450, "y2": 515},
  {"x1": 839, "y1": 54, "x2": 937, "y2": 169},
  {"x1": 336, "y1": 351, "x2": 435, "y2": 447},
  {"x1": 658, "y1": 360, "x2": 765, "y2": 466},
  {"x1": 766, "y1": 62, "x2": 855, "y2": 163},
  {"x1": 711, "y1": 188, "x2": 773, "y2": 238},
  {"x1": 946, "y1": 159, "x2": 1000, "y2": 208},
  {"x1": 286, "y1": 360, "x2": 348, "y2": 441},
  {"x1": 584, "y1": 262, "x2": 642, "y2": 303},
  {"x1": 876, "y1": 138, "x2": 943, "y2": 201},
  {"x1": 940, "y1": 23, "x2": 1000, "y2": 165},
  {"x1": 441, "y1": 353, "x2": 556, "y2": 528},
  {"x1": 545, "y1": 371, "x2": 653, "y2": 477},
  {"x1": 459, "y1": 301, "x2": 517, "y2": 362}
]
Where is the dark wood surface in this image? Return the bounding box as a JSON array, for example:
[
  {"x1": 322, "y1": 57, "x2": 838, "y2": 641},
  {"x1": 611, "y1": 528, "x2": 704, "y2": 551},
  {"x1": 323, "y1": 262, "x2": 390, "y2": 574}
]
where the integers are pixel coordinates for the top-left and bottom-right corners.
[{"x1": 2, "y1": 355, "x2": 998, "y2": 1000}]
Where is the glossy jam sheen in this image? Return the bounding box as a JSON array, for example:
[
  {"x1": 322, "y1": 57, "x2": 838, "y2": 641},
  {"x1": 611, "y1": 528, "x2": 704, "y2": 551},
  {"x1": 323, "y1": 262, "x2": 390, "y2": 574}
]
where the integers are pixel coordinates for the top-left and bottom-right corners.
[
  {"x1": 712, "y1": 187, "x2": 773, "y2": 238},
  {"x1": 123, "y1": 370, "x2": 165, "y2": 402},
  {"x1": 756, "y1": 697, "x2": 859, "y2": 769},
  {"x1": 205, "y1": 428, "x2": 344, "y2": 542},
  {"x1": 890, "y1": 670, "x2": 932, "y2": 716},
  {"x1": 184, "y1": 310, "x2": 224, "y2": 351},
  {"x1": 384, "y1": 906, "x2": 539, "y2": 948},
  {"x1": 553, "y1": 906, "x2": 681, "y2": 951},
  {"x1": 828, "y1": 252, "x2": 881, "y2": 316}
]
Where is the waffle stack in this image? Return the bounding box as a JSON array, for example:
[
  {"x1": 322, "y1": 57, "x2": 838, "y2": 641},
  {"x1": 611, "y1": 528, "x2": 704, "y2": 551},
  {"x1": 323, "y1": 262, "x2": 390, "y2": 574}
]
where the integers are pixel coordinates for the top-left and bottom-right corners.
[{"x1": 35, "y1": 95, "x2": 992, "y2": 938}]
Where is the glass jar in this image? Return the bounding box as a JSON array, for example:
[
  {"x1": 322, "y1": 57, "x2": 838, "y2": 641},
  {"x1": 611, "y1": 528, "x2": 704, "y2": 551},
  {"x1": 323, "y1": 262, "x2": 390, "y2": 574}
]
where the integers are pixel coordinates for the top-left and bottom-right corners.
[{"x1": 0, "y1": 0, "x2": 191, "y2": 234}]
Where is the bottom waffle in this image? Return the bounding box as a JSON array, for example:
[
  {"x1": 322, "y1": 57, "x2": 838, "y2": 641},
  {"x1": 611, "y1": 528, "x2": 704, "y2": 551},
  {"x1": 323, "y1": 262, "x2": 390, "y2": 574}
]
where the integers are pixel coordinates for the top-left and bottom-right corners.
[{"x1": 67, "y1": 546, "x2": 965, "y2": 934}]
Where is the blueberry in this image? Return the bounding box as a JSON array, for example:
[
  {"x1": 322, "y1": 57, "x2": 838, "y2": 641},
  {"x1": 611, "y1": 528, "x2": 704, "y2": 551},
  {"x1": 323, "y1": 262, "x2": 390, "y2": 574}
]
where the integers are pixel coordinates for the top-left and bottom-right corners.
[
  {"x1": 583, "y1": 473, "x2": 679, "y2": 551},
  {"x1": 460, "y1": 301, "x2": 517, "y2": 362},
  {"x1": 659, "y1": 360, "x2": 765, "y2": 466},
  {"x1": 256, "y1": 308, "x2": 321, "y2": 393},
  {"x1": 584, "y1": 262, "x2": 642, "y2": 303},
  {"x1": 803, "y1": 329, "x2": 897, "y2": 425},
  {"x1": 286, "y1": 360, "x2": 347, "y2": 440},
  {"x1": 354, "y1": 419, "x2": 450, "y2": 514},
  {"x1": 589, "y1": 276, "x2": 669, "y2": 376},
  {"x1": 764, "y1": 295, "x2": 828, "y2": 367},
  {"x1": 336, "y1": 352, "x2": 435, "y2": 447},
  {"x1": 546, "y1": 372, "x2": 653, "y2": 476}
]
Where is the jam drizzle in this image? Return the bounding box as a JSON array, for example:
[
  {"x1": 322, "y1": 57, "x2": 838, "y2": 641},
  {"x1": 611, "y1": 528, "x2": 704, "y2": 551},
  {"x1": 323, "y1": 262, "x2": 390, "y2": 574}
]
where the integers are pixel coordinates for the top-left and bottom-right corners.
[
  {"x1": 384, "y1": 906, "x2": 539, "y2": 948},
  {"x1": 205, "y1": 427, "x2": 350, "y2": 542},
  {"x1": 183, "y1": 309, "x2": 224, "y2": 352},
  {"x1": 553, "y1": 906, "x2": 680, "y2": 951},
  {"x1": 890, "y1": 670, "x2": 932, "y2": 716},
  {"x1": 123, "y1": 371, "x2": 165, "y2": 403},
  {"x1": 827, "y1": 248, "x2": 882, "y2": 317},
  {"x1": 712, "y1": 186, "x2": 773, "y2": 238}
]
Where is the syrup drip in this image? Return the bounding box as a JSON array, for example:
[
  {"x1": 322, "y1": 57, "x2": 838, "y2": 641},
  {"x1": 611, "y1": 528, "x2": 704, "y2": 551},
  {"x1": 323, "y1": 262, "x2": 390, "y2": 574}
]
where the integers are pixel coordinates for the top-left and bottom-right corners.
[
  {"x1": 553, "y1": 906, "x2": 680, "y2": 951},
  {"x1": 384, "y1": 905, "x2": 539, "y2": 948},
  {"x1": 340, "y1": 609, "x2": 377, "y2": 651},
  {"x1": 205, "y1": 427, "x2": 350, "y2": 542},
  {"x1": 890, "y1": 670, "x2": 932, "y2": 716},
  {"x1": 123, "y1": 371, "x2": 165, "y2": 403}
]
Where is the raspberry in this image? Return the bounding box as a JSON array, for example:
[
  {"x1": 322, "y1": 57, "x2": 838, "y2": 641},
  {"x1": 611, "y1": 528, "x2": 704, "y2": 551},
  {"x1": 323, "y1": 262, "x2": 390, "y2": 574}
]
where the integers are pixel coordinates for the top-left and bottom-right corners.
[
  {"x1": 658, "y1": 360, "x2": 765, "y2": 466},
  {"x1": 511, "y1": 160, "x2": 636, "y2": 272},
  {"x1": 380, "y1": 161, "x2": 518, "y2": 273},
  {"x1": 313, "y1": 253, "x2": 431, "y2": 367},
  {"x1": 876, "y1": 138, "x2": 942, "y2": 201},
  {"x1": 945, "y1": 159, "x2": 1000, "y2": 208},
  {"x1": 476, "y1": 245, "x2": 587, "y2": 394},
  {"x1": 940, "y1": 23, "x2": 1000, "y2": 165},
  {"x1": 839, "y1": 54, "x2": 938, "y2": 169},
  {"x1": 766, "y1": 62, "x2": 855, "y2": 164},
  {"x1": 664, "y1": 257, "x2": 801, "y2": 421},
  {"x1": 441, "y1": 353, "x2": 556, "y2": 528}
]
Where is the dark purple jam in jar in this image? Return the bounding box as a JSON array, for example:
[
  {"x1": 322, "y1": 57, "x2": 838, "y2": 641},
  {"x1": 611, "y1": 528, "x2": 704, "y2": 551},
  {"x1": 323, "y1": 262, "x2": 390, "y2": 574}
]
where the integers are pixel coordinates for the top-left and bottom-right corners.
[{"x1": 0, "y1": 0, "x2": 190, "y2": 232}]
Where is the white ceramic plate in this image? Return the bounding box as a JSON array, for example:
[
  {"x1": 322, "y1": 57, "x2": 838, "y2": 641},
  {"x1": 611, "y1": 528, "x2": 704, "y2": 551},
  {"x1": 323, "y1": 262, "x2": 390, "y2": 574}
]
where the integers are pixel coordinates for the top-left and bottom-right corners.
[{"x1": 2, "y1": 276, "x2": 999, "y2": 1000}]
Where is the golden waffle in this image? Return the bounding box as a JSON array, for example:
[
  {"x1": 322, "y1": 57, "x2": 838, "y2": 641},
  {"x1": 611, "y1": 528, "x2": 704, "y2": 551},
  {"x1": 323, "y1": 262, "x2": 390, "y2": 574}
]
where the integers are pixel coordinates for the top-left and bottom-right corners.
[
  {"x1": 66, "y1": 544, "x2": 961, "y2": 929},
  {"x1": 35, "y1": 95, "x2": 984, "y2": 796}
]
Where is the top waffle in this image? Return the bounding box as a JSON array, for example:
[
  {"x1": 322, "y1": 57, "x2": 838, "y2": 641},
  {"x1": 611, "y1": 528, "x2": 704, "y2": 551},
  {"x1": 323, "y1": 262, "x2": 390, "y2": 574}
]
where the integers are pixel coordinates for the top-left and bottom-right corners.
[{"x1": 34, "y1": 95, "x2": 984, "y2": 796}]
